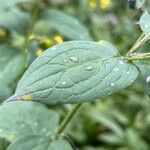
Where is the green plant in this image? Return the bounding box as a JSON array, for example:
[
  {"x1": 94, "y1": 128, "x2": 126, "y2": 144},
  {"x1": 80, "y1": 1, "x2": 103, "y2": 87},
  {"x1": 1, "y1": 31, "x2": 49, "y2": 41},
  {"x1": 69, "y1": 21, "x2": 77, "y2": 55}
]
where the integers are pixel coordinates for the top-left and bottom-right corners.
[{"x1": 0, "y1": 0, "x2": 150, "y2": 149}]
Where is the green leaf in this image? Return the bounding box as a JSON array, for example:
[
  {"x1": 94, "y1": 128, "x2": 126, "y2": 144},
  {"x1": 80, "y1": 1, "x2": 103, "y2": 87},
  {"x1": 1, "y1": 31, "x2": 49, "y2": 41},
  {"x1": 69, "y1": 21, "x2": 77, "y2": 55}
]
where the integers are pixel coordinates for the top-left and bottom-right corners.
[
  {"x1": 40, "y1": 9, "x2": 91, "y2": 40},
  {"x1": 0, "y1": 44, "x2": 24, "y2": 84},
  {"x1": 7, "y1": 41, "x2": 138, "y2": 105},
  {"x1": 140, "y1": 12, "x2": 150, "y2": 34},
  {"x1": 8, "y1": 135, "x2": 73, "y2": 150},
  {"x1": 0, "y1": 44, "x2": 24, "y2": 102},
  {"x1": 0, "y1": 8, "x2": 30, "y2": 34},
  {"x1": 0, "y1": 0, "x2": 32, "y2": 9},
  {"x1": 0, "y1": 101, "x2": 59, "y2": 142},
  {"x1": 134, "y1": 60, "x2": 150, "y2": 97},
  {"x1": 136, "y1": 0, "x2": 146, "y2": 9}
]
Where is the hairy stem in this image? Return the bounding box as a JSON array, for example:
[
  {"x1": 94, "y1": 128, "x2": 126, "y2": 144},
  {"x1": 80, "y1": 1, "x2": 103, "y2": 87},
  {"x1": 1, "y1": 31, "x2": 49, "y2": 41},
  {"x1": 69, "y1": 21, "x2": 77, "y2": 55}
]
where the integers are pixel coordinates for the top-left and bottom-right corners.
[
  {"x1": 52, "y1": 103, "x2": 82, "y2": 140},
  {"x1": 126, "y1": 33, "x2": 150, "y2": 56}
]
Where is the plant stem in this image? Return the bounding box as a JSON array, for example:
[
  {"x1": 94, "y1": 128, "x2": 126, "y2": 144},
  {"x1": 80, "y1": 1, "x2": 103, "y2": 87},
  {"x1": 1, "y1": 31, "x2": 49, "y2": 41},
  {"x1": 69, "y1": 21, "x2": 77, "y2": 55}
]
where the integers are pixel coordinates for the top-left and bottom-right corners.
[
  {"x1": 23, "y1": 3, "x2": 39, "y2": 69},
  {"x1": 52, "y1": 103, "x2": 82, "y2": 140},
  {"x1": 126, "y1": 33, "x2": 150, "y2": 56},
  {"x1": 126, "y1": 52, "x2": 150, "y2": 61}
]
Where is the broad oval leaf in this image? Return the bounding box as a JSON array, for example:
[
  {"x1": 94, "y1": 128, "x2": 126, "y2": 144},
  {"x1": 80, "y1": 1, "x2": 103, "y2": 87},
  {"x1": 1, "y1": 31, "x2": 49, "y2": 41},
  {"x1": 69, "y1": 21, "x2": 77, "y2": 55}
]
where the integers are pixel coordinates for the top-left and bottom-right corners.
[
  {"x1": 0, "y1": 101, "x2": 59, "y2": 142},
  {"x1": 8, "y1": 135, "x2": 73, "y2": 150},
  {"x1": 40, "y1": 9, "x2": 91, "y2": 40},
  {"x1": 7, "y1": 41, "x2": 138, "y2": 105},
  {"x1": 140, "y1": 12, "x2": 150, "y2": 34}
]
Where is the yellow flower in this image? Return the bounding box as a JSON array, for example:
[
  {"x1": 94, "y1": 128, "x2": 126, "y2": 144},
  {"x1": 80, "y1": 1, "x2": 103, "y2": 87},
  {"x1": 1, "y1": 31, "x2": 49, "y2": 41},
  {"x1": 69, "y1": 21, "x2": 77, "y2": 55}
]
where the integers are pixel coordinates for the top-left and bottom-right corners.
[
  {"x1": 43, "y1": 39, "x2": 54, "y2": 47},
  {"x1": 100, "y1": 0, "x2": 111, "y2": 10},
  {"x1": 0, "y1": 27, "x2": 7, "y2": 42},
  {"x1": 35, "y1": 49, "x2": 43, "y2": 57},
  {"x1": 53, "y1": 35, "x2": 63, "y2": 44},
  {"x1": 89, "y1": 0, "x2": 97, "y2": 10}
]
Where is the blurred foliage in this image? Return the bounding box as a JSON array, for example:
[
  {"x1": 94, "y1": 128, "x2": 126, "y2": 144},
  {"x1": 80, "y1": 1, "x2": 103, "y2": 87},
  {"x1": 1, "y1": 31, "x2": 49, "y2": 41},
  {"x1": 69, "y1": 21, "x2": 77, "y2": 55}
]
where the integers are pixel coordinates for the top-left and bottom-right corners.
[{"x1": 0, "y1": 0, "x2": 150, "y2": 149}]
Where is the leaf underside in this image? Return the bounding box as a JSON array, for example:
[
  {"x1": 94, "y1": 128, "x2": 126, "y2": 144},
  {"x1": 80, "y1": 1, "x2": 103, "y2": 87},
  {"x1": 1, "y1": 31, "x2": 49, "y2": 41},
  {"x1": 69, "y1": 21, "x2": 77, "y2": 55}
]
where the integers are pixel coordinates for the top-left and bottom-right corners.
[{"x1": 7, "y1": 41, "x2": 138, "y2": 105}]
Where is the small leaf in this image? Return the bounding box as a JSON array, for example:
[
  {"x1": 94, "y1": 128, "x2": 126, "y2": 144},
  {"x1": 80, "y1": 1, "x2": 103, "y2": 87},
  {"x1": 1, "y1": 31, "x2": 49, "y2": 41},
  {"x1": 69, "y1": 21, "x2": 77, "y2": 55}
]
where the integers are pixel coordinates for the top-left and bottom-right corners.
[
  {"x1": 134, "y1": 60, "x2": 150, "y2": 97},
  {"x1": 0, "y1": 101, "x2": 59, "y2": 142},
  {"x1": 7, "y1": 41, "x2": 138, "y2": 105},
  {"x1": 40, "y1": 9, "x2": 91, "y2": 40},
  {"x1": 136, "y1": 0, "x2": 146, "y2": 9},
  {"x1": 139, "y1": 12, "x2": 150, "y2": 34},
  {"x1": 7, "y1": 135, "x2": 73, "y2": 150}
]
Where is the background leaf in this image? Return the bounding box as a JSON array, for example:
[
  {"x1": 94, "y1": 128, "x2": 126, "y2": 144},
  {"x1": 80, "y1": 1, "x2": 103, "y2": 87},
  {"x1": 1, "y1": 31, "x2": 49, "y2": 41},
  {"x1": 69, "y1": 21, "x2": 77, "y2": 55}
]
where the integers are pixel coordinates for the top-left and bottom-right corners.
[
  {"x1": 0, "y1": 8, "x2": 30, "y2": 35},
  {"x1": 139, "y1": 12, "x2": 150, "y2": 34},
  {"x1": 39, "y1": 9, "x2": 92, "y2": 40},
  {"x1": 0, "y1": 44, "x2": 24, "y2": 102},
  {"x1": 134, "y1": 60, "x2": 150, "y2": 97},
  {"x1": 8, "y1": 41, "x2": 138, "y2": 105},
  {"x1": 0, "y1": 101, "x2": 59, "y2": 142}
]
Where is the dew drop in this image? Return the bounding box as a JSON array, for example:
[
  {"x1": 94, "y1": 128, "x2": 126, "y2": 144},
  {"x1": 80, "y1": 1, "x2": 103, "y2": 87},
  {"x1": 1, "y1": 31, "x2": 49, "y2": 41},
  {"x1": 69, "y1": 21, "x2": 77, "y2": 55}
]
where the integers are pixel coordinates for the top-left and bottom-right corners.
[
  {"x1": 84, "y1": 66, "x2": 94, "y2": 71},
  {"x1": 130, "y1": 80, "x2": 133, "y2": 83},
  {"x1": 70, "y1": 56, "x2": 78, "y2": 62},
  {"x1": 113, "y1": 67, "x2": 119, "y2": 72},
  {"x1": 62, "y1": 81, "x2": 66, "y2": 85},
  {"x1": 126, "y1": 71, "x2": 130, "y2": 75},
  {"x1": 119, "y1": 61, "x2": 124, "y2": 65},
  {"x1": 111, "y1": 83, "x2": 115, "y2": 87},
  {"x1": 51, "y1": 47, "x2": 56, "y2": 50},
  {"x1": 145, "y1": 24, "x2": 149, "y2": 28},
  {"x1": 146, "y1": 76, "x2": 150, "y2": 83},
  {"x1": 63, "y1": 59, "x2": 68, "y2": 63}
]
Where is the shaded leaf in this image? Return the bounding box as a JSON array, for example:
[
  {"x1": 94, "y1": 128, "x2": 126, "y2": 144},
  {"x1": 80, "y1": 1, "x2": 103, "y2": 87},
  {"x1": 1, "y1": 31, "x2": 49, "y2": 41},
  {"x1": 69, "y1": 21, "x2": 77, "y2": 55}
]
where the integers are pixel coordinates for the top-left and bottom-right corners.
[
  {"x1": 99, "y1": 133, "x2": 123, "y2": 145},
  {"x1": 0, "y1": 44, "x2": 24, "y2": 102},
  {"x1": 40, "y1": 9, "x2": 91, "y2": 40},
  {"x1": 0, "y1": 8, "x2": 30, "y2": 34},
  {"x1": 139, "y1": 12, "x2": 150, "y2": 34},
  {"x1": 8, "y1": 135, "x2": 73, "y2": 150},
  {"x1": 134, "y1": 60, "x2": 150, "y2": 97},
  {"x1": 0, "y1": 101, "x2": 59, "y2": 142}
]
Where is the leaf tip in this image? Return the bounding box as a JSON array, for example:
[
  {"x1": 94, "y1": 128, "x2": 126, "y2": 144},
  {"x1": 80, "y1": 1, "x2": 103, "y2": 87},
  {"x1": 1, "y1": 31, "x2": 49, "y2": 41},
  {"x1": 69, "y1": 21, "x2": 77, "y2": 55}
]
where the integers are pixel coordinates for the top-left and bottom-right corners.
[{"x1": 4, "y1": 95, "x2": 32, "y2": 104}]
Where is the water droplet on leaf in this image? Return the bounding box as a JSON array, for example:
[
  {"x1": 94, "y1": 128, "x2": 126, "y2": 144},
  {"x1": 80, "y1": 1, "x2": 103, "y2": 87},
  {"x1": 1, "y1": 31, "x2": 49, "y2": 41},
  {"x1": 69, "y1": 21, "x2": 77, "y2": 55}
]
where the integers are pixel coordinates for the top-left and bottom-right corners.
[
  {"x1": 62, "y1": 81, "x2": 66, "y2": 85},
  {"x1": 146, "y1": 76, "x2": 150, "y2": 83},
  {"x1": 113, "y1": 67, "x2": 119, "y2": 72},
  {"x1": 84, "y1": 66, "x2": 94, "y2": 71},
  {"x1": 111, "y1": 83, "x2": 115, "y2": 86},
  {"x1": 145, "y1": 24, "x2": 149, "y2": 28},
  {"x1": 63, "y1": 59, "x2": 68, "y2": 63},
  {"x1": 119, "y1": 61, "x2": 124, "y2": 65},
  {"x1": 70, "y1": 56, "x2": 78, "y2": 62}
]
